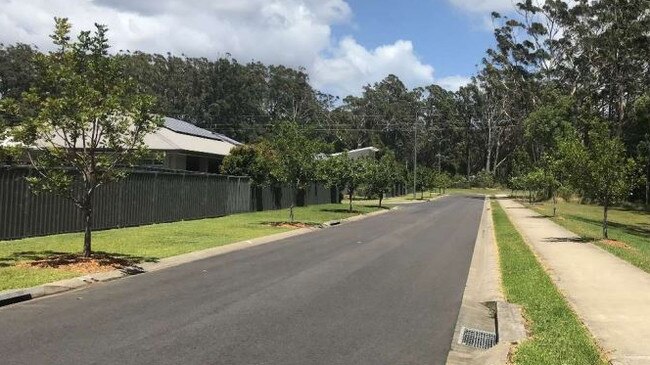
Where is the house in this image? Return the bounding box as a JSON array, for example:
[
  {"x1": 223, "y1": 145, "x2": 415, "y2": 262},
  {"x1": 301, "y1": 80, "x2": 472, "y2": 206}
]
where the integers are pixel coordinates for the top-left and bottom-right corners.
[
  {"x1": 144, "y1": 117, "x2": 241, "y2": 173},
  {"x1": 1, "y1": 117, "x2": 241, "y2": 173},
  {"x1": 330, "y1": 146, "x2": 379, "y2": 160}
]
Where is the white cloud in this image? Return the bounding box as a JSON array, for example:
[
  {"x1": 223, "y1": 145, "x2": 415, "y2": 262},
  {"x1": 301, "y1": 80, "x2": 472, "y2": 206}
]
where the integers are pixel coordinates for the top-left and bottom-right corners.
[
  {"x1": 0, "y1": 0, "x2": 349, "y2": 68},
  {"x1": 447, "y1": 0, "x2": 517, "y2": 13},
  {"x1": 435, "y1": 75, "x2": 472, "y2": 91},
  {"x1": 0, "y1": 0, "x2": 441, "y2": 97},
  {"x1": 312, "y1": 37, "x2": 434, "y2": 97}
]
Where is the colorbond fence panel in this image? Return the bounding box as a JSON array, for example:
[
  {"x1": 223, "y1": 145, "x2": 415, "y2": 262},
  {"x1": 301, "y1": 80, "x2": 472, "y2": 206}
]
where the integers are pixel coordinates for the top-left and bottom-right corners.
[
  {"x1": 0, "y1": 167, "x2": 337, "y2": 240},
  {"x1": 0, "y1": 167, "x2": 252, "y2": 240}
]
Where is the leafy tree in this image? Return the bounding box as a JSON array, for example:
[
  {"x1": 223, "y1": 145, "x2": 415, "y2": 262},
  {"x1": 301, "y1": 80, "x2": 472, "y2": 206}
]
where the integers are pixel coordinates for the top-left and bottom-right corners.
[
  {"x1": 0, "y1": 43, "x2": 38, "y2": 102},
  {"x1": 0, "y1": 117, "x2": 8, "y2": 162},
  {"x1": 0, "y1": 18, "x2": 161, "y2": 257},
  {"x1": 220, "y1": 142, "x2": 273, "y2": 187},
  {"x1": 268, "y1": 121, "x2": 320, "y2": 221},
  {"x1": 434, "y1": 171, "x2": 453, "y2": 194},
  {"x1": 473, "y1": 170, "x2": 496, "y2": 189},
  {"x1": 363, "y1": 152, "x2": 401, "y2": 208},
  {"x1": 318, "y1": 152, "x2": 367, "y2": 212},
  {"x1": 541, "y1": 135, "x2": 585, "y2": 216},
  {"x1": 521, "y1": 169, "x2": 546, "y2": 204},
  {"x1": 581, "y1": 128, "x2": 638, "y2": 238},
  {"x1": 415, "y1": 166, "x2": 432, "y2": 199},
  {"x1": 632, "y1": 93, "x2": 650, "y2": 206},
  {"x1": 524, "y1": 93, "x2": 575, "y2": 162},
  {"x1": 508, "y1": 175, "x2": 526, "y2": 197}
]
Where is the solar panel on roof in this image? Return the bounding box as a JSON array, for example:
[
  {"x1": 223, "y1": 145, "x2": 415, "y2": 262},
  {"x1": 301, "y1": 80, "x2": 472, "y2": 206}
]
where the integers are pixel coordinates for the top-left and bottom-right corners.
[{"x1": 163, "y1": 117, "x2": 241, "y2": 145}]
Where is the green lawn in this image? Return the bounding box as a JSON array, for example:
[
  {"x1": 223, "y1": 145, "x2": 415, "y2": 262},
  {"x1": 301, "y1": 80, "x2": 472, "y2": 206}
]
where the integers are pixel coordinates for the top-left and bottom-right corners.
[
  {"x1": 492, "y1": 201, "x2": 606, "y2": 365},
  {"x1": 528, "y1": 200, "x2": 650, "y2": 273},
  {"x1": 0, "y1": 203, "x2": 380, "y2": 291}
]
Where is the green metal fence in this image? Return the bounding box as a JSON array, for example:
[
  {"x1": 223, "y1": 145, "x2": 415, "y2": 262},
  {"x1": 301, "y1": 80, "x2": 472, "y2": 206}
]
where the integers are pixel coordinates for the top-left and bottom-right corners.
[
  {"x1": 0, "y1": 166, "x2": 337, "y2": 240},
  {"x1": 0, "y1": 167, "x2": 251, "y2": 240},
  {"x1": 250, "y1": 184, "x2": 334, "y2": 211}
]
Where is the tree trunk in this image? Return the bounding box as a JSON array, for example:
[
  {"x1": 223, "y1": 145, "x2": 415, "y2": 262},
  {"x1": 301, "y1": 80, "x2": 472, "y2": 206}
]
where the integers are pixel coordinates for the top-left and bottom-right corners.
[
  {"x1": 466, "y1": 118, "x2": 471, "y2": 182},
  {"x1": 485, "y1": 117, "x2": 493, "y2": 172},
  {"x1": 603, "y1": 198, "x2": 609, "y2": 239},
  {"x1": 82, "y1": 198, "x2": 93, "y2": 258},
  {"x1": 552, "y1": 193, "x2": 557, "y2": 217},
  {"x1": 645, "y1": 159, "x2": 650, "y2": 209},
  {"x1": 378, "y1": 193, "x2": 383, "y2": 208},
  {"x1": 289, "y1": 186, "x2": 296, "y2": 222},
  {"x1": 348, "y1": 187, "x2": 354, "y2": 212}
]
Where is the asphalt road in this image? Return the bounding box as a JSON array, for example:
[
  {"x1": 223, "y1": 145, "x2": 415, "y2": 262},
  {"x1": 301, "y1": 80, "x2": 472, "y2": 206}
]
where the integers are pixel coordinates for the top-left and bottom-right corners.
[{"x1": 0, "y1": 195, "x2": 484, "y2": 365}]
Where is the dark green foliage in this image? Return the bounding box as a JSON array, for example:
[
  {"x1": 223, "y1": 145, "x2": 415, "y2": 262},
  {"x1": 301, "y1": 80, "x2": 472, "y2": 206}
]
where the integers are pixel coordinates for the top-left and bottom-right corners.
[
  {"x1": 318, "y1": 152, "x2": 367, "y2": 212},
  {"x1": 220, "y1": 143, "x2": 274, "y2": 187},
  {"x1": 267, "y1": 121, "x2": 322, "y2": 221},
  {"x1": 362, "y1": 153, "x2": 403, "y2": 207}
]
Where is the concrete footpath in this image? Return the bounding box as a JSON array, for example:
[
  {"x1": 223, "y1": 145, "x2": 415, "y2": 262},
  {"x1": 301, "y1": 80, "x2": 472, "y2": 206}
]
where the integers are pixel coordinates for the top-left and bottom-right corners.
[{"x1": 498, "y1": 199, "x2": 650, "y2": 365}]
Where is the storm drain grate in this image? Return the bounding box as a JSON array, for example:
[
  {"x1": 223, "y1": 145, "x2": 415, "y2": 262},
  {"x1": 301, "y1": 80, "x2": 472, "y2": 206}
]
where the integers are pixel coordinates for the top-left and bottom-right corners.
[{"x1": 459, "y1": 327, "x2": 497, "y2": 349}]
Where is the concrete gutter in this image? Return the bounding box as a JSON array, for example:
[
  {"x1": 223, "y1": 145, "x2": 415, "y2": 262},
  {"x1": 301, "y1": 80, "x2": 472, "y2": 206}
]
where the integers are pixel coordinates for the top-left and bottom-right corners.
[
  {"x1": 0, "y1": 207, "x2": 396, "y2": 308},
  {"x1": 446, "y1": 197, "x2": 526, "y2": 365}
]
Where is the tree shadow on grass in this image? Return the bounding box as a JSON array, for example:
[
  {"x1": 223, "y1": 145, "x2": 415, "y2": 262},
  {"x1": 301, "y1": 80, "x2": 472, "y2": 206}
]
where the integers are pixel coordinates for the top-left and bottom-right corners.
[
  {"x1": 529, "y1": 214, "x2": 553, "y2": 219},
  {"x1": 320, "y1": 208, "x2": 366, "y2": 214},
  {"x1": 259, "y1": 221, "x2": 320, "y2": 228},
  {"x1": 359, "y1": 205, "x2": 391, "y2": 210},
  {"x1": 569, "y1": 215, "x2": 650, "y2": 240},
  {"x1": 614, "y1": 206, "x2": 650, "y2": 215},
  {"x1": 0, "y1": 250, "x2": 158, "y2": 272}
]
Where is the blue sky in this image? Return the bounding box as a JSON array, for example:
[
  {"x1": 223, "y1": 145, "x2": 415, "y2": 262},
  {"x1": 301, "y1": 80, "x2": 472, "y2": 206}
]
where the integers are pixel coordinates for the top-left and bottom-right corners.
[
  {"x1": 333, "y1": 0, "x2": 495, "y2": 80},
  {"x1": 0, "y1": 0, "x2": 515, "y2": 96}
]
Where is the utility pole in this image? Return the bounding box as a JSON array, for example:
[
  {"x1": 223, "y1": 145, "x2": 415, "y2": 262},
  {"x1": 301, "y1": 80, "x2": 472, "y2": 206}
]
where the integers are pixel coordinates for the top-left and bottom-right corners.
[
  {"x1": 437, "y1": 138, "x2": 442, "y2": 173},
  {"x1": 413, "y1": 113, "x2": 417, "y2": 199}
]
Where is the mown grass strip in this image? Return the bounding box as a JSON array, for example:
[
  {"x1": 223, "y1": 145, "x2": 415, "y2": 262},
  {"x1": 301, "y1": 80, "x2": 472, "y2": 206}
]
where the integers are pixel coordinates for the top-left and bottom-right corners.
[
  {"x1": 529, "y1": 200, "x2": 650, "y2": 274},
  {"x1": 491, "y1": 200, "x2": 606, "y2": 365}
]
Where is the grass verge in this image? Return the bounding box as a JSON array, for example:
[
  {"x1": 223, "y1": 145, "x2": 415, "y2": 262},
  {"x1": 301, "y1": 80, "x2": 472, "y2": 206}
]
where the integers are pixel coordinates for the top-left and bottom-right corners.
[
  {"x1": 0, "y1": 203, "x2": 380, "y2": 291},
  {"x1": 447, "y1": 187, "x2": 510, "y2": 196},
  {"x1": 492, "y1": 200, "x2": 606, "y2": 365},
  {"x1": 528, "y1": 200, "x2": 650, "y2": 274},
  {"x1": 353, "y1": 192, "x2": 442, "y2": 206}
]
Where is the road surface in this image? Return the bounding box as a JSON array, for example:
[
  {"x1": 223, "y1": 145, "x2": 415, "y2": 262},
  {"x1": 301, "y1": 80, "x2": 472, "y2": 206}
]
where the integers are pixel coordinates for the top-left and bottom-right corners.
[{"x1": 0, "y1": 195, "x2": 484, "y2": 365}]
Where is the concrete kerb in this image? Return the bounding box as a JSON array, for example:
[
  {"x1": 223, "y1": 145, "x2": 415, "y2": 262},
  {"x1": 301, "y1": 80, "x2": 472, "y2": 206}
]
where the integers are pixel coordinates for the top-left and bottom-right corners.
[
  {"x1": 446, "y1": 197, "x2": 526, "y2": 365},
  {"x1": 0, "y1": 206, "x2": 398, "y2": 308}
]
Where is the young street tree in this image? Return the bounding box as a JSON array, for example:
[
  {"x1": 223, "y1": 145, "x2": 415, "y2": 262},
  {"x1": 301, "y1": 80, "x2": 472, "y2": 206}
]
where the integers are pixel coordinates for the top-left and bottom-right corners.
[
  {"x1": 1, "y1": 18, "x2": 161, "y2": 257},
  {"x1": 319, "y1": 152, "x2": 367, "y2": 212},
  {"x1": 581, "y1": 128, "x2": 638, "y2": 238},
  {"x1": 268, "y1": 121, "x2": 320, "y2": 221},
  {"x1": 363, "y1": 153, "x2": 402, "y2": 208}
]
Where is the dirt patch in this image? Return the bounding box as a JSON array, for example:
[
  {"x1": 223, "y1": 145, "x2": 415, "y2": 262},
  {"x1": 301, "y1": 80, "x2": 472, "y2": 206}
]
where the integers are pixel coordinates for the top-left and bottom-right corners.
[
  {"x1": 18, "y1": 253, "x2": 140, "y2": 274},
  {"x1": 266, "y1": 222, "x2": 315, "y2": 229},
  {"x1": 599, "y1": 239, "x2": 632, "y2": 250}
]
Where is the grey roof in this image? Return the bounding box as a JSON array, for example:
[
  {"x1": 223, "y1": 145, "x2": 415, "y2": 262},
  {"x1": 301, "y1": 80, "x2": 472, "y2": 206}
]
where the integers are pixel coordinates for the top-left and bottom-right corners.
[
  {"x1": 163, "y1": 117, "x2": 241, "y2": 145},
  {"x1": 330, "y1": 146, "x2": 379, "y2": 159}
]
